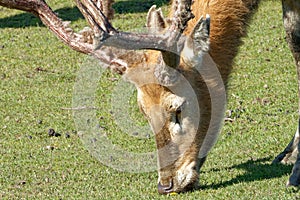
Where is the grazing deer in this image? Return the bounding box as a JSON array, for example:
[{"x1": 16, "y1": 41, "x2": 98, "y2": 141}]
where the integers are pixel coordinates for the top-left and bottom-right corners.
[{"x1": 1, "y1": 0, "x2": 300, "y2": 194}]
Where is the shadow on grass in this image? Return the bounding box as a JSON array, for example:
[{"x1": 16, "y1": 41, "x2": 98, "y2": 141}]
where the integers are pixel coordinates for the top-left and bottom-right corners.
[
  {"x1": 0, "y1": 7, "x2": 84, "y2": 28},
  {"x1": 113, "y1": 0, "x2": 169, "y2": 14},
  {"x1": 0, "y1": 0, "x2": 169, "y2": 28},
  {"x1": 201, "y1": 157, "x2": 293, "y2": 190}
]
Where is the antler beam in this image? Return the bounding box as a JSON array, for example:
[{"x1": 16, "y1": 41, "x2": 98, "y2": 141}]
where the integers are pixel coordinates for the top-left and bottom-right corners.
[
  {"x1": 0, "y1": 0, "x2": 94, "y2": 54},
  {"x1": 0, "y1": 0, "x2": 194, "y2": 65}
]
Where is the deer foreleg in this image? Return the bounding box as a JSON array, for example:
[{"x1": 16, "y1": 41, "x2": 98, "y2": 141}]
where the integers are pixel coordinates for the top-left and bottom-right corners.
[
  {"x1": 273, "y1": 0, "x2": 300, "y2": 186},
  {"x1": 273, "y1": 123, "x2": 300, "y2": 186},
  {"x1": 273, "y1": 122, "x2": 299, "y2": 165}
]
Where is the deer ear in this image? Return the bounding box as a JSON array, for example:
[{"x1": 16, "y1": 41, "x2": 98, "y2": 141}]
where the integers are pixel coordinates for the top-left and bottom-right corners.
[
  {"x1": 181, "y1": 15, "x2": 210, "y2": 65},
  {"x1": 146, "y1": 5, "x2": 167, "y2": 33},
  {"x1": 188, "y1": 14, "x2": 210, "y2": 53}
]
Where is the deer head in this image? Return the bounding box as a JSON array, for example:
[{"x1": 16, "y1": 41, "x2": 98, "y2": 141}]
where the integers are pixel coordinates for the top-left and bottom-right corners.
[
  {"x1": 101, "y1": 5, "x2": 212, "y2": 193},
  {"x1": 0, "y1": 0, "x2": 223, "y2": 194},
  {"x1": 123, "y1": 9, "x2": 211, "y2": 194}
]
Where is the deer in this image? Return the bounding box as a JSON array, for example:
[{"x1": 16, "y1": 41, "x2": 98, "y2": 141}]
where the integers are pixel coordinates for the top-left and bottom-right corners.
[{"x1": 1, "y1": 0, "x2": 300, "y2": 195}]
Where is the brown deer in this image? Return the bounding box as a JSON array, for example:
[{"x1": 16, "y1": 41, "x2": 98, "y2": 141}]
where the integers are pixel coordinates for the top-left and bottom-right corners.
[{"x1": 1, "y1": 0, "x2": 300, "y2": 194}]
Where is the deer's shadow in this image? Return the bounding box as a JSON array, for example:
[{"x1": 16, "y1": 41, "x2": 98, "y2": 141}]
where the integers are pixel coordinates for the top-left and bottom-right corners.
[
  {"x1": 0, "y1": 0, "x2": 169, "y2": 28},
  {"x1": 200, "y1": 157, "x2": 292, "y2": 190}
]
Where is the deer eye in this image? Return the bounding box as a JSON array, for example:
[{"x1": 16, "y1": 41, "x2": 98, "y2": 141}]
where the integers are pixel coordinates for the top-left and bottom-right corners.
[
  {"x1": 169, "y1": 105, "x2": 184, "y2": 137},
  {"x1": 175, "y1": 108, "x2": 182, "y2": 124}
]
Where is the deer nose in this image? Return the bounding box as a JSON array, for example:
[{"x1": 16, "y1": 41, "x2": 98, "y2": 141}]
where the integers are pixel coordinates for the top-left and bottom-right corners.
[{"x1": 157, "y1": 179, "x2": 174, "y2": 194}]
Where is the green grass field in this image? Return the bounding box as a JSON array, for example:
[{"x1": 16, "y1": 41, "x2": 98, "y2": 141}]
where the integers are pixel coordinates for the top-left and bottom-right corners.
[{"x1": 1, "y1": 0, "x2": 300, "y2": 199}]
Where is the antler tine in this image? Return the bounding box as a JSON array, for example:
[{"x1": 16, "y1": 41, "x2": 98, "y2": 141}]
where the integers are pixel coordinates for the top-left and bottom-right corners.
[
  {"x1": 0, "y1": 0, "x2": 96, "y2": 54},
  {"x1": 75, "y1": 0, "x2": 116, "y2": 36},
  {"x1": 168, "y1": 0, "x2": 194, "y2": 44},
  {"x1": 92, "y1": 1, "x2": 195, "y2": 57},
  {"x1": 94, "y1": 0, "x2": 114, "y2": 20},
  {"x1": 72, "y1": 0, "x2": 164, "y2": 51},
  {"x1": 154, "y1": 0, "x2": 194, "y2": 69}
]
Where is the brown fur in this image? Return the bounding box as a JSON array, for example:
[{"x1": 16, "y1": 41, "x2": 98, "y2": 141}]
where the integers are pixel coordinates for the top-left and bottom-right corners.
[
  {"x1": 168, "y1": 0, "x2": 258, "y2": 84},
  {"x1": 129, "y1": 0, "x2": 260, "y2": 193}
]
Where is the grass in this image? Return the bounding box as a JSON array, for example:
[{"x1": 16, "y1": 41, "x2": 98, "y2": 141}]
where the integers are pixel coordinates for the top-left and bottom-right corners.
[{"x1": 0, "y1": 0, "x2": 299, "y2": 199}]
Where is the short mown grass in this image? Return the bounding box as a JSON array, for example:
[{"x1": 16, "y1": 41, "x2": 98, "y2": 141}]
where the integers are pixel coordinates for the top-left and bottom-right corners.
[{"x1": 1, "y1": 0, "x2": 299, "y2": 199}]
